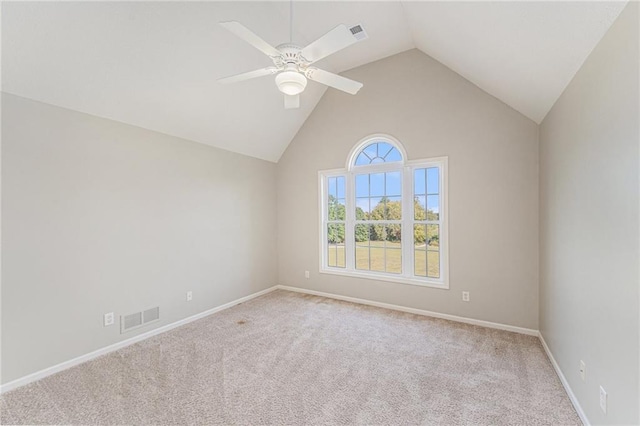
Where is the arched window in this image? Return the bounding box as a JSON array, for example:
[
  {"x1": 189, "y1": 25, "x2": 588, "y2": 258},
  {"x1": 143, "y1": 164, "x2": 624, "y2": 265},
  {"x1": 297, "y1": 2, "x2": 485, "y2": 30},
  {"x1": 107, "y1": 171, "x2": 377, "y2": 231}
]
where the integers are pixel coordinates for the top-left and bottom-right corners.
[
  {"x1": 353, "y1": 141, "x2": 403, "y2": 166},
  {"x1": 347, "y1": 136, "x2": 407, "y2": 169},
  {"x1": 320, "y1": 135, "x2": 448, "y2": 288}
]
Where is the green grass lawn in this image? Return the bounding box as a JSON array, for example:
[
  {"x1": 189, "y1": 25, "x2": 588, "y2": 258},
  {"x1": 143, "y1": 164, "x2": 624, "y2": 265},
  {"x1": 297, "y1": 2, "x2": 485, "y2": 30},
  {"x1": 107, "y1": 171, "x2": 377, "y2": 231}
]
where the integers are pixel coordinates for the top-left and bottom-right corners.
[{"x1": 328, "y1": 241, "x2": 440, "y2": 278}]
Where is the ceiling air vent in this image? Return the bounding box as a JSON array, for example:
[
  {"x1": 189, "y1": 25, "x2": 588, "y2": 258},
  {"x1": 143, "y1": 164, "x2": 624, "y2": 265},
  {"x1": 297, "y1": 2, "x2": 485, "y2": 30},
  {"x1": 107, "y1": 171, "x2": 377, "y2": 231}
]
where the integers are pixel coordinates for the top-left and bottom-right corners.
[
  {"x1": 349, "y1": 24, "x2": 368, "y2": 41},
  {"x1": 121, "y1": 307, "x2": 160, "y2": 333}
]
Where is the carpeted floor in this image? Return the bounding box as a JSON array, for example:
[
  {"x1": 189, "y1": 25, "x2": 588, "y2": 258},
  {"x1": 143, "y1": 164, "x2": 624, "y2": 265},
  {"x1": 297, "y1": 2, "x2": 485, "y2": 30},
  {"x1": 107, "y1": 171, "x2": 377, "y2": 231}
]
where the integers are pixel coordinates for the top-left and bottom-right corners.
[{"x1": 0, "y1": 290, "x2": 579, "y2": 425}]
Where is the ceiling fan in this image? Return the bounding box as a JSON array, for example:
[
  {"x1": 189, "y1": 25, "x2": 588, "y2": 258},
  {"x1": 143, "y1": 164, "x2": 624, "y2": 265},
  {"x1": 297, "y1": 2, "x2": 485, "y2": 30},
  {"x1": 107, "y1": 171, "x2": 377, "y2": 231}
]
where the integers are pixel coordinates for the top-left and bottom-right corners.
[{"x1": 218, "y1": 12, "x2": 367, "y2": 109}]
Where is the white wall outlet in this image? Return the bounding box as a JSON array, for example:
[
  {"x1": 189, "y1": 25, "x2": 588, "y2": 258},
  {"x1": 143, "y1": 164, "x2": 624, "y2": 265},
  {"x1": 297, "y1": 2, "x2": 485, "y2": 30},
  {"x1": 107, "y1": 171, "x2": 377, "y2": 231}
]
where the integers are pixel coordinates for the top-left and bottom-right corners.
[
  {"x1": 462, "y1": 291, "x2": 470, "y2": 302},
  {"x1": 186, "y1": 291, "x2": 193, "y2": 302},
  {"x1": 579, "y1": 360, "x2": 586, "y2": 381},
  {"x1": 304, "y1": 270, "x2": 310, "y2": 279},
  {"x1": 103, "y1": 312, "x2": 114, "y2": 327},
  {"x1": 599, "y1": 386, "x2": 607, "y2": 414}
]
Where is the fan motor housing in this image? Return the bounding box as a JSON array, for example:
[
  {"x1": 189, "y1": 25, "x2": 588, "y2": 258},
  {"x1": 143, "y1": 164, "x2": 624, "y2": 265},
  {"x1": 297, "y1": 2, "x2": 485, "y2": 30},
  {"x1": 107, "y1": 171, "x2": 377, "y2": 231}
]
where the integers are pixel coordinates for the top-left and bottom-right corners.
[{"x1": 274, "y1": 44, "x2": 304, "y2": 67}]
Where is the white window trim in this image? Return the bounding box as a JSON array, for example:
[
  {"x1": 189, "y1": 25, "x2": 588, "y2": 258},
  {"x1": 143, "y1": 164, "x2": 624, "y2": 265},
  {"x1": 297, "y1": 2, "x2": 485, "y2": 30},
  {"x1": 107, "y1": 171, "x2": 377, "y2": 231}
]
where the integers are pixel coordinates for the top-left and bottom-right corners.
[{"x1": 318, "y1": 138, "x2": 449, "y2": 290}]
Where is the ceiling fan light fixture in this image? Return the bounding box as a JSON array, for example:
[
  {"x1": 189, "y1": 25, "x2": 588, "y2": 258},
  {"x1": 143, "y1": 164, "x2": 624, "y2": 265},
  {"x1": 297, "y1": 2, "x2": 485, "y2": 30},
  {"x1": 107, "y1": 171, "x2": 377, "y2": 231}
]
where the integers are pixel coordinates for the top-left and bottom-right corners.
[{"x1": 275, "y1": 70, "x2": 307, "y2": 95}]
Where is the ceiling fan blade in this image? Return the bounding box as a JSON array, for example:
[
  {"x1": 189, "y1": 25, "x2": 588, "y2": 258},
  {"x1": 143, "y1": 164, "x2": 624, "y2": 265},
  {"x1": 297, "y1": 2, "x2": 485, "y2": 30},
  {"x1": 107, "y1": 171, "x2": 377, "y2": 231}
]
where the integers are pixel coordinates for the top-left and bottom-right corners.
[
  {"x1": 301, "y1": 24, "x2": 359, "y2": 64},
  {"x1": 284, "y1": 94, "x2": 300, "y2": 109},
  {"x1": 218, "y1": 67, "x2": 277, "y2": 84},
  {"x1": 306, "y1": 68, "x2": 363, "y2": 95},
  {"x1": 220, "y1": 21, "x2": 281, "y2": 57}
]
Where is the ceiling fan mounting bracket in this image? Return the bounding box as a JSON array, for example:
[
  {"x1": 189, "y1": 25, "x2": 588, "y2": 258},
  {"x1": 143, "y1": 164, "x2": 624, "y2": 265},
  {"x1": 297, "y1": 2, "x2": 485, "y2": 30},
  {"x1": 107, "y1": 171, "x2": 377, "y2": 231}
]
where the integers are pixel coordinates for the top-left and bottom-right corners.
[{"x1": 273, "y1": 44, "x2": 304, "y2": 68}]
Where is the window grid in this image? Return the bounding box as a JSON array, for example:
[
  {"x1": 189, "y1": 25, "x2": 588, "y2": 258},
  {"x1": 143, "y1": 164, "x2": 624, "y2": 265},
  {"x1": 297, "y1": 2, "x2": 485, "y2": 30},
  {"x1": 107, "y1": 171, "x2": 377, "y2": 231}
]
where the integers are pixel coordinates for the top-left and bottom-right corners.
[
  {"x1": 321, "y1": 139, "x2": 447, "y2": 289},
  {"x1": 413, "y1": 167, "x2": 441, "y2": 279},
  {"x1": 355, "y1": 224, "x2": 402, "y2": 274},
  {"x1": 354, "y1": 142, "x2": 403, "y2": 166},
  {"x1": 326, "y1": 176, "x2": 346, "y2": 268}
]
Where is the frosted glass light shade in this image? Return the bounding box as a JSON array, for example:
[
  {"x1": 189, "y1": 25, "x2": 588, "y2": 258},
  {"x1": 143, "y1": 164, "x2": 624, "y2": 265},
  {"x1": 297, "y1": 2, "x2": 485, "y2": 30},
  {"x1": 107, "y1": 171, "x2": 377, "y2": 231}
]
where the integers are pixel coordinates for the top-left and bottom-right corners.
[{"x1": 275, "y1": 71, "x2": 307, "y2": 95}]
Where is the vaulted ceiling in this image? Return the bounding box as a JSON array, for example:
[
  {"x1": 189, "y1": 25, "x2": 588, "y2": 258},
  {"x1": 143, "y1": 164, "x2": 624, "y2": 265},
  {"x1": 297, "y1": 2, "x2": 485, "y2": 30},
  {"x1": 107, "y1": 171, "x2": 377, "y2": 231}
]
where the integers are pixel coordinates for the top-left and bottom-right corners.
[{"x1": 2, "y1": 1, "x2": 627, "y2": 162}]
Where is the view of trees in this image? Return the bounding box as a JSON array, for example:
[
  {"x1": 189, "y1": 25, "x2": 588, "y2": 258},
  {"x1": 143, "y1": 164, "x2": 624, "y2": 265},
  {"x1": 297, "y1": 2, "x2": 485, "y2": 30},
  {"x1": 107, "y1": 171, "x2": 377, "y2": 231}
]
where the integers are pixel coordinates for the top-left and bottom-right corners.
[{"x1": 327, "y1": 195, "x2": 439, "y2": 247}]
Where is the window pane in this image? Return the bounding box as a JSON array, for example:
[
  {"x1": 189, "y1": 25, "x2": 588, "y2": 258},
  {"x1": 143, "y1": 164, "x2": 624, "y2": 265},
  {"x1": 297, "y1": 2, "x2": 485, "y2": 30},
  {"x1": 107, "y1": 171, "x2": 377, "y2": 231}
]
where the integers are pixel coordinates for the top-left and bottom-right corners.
[
  {"x1": 328, "y1": 176, "x2": 345, "y2": 220},
  {"x1": 328, "y1": 196, "x2": 345, "y2": 220},
  {"x1": 414, "y1": 224, "x2": 426, "y2": 246},
  {"x1": 386, "y1": 249, "x2": 402, "y2": 274},
  {"x1": 427, "y1": 167, "x2": 439, "y2": 194},
  {"x1": 355, "y1": 153, "x2": 370, "y2": 166},
  {"x1": 336, "y1": 176, "x2": 345, "y2": 198},
  {"x1": 385, "y1": 148, "x2": 402, "y2": 162},
  {"x1": 355, "y1": 224, "x2": 370, "y2": 245},
  {"x1": 385, "y1": 171, "x2": 401, "y2": 196},
  {"x1": 414, "y1": 196, "x2": 426, "y2": 220},
  {"x1": 356, "y1": 198, "x2": 369, "y2": 220},
  {"x1": 337, "y1": 199, "x2": 346, "y2": 220},
  {"x1": 355, "y1": 245, "x2": 369, "y2": 270},
  {"x1": 328, "y1": 177, "x2": 337, "y2": 197},
  {"x1": 370, "y1": 224, "x2": 386, "y2": 244},
  {"x1": 377, "y1": 142, "x2": 393, "y2": 158},
  {"x1": 327, "y1": 245, "x2": 336, "y2": 267},
  {"x1": 427, "y1": 251, "x2": 440, "y2": 278},
  {"x1": 364, "y1": 143, "x2": 378, "y2": 159},
  {"x1": 427, "y1": 224, "x2": 439, "y2": 250},
  {"x1": 387, "y1": 224, "x2": 402, "y2": 243},
  {"x1": 414, "y1": 169, "x2": 426, "y2": 195},
  {"x1": 327, "y1": 224, "x2": 345, "y2": 268},
  {"x1": 370, "y1": 173, "x2": 384, "y2": 196},
  {"x1": 355, "y1": 224, "x2": 370, "y2": 270},
  {"x1": 370, "y1": 197, "x2": 383, "y2": 220},
  {"x1": 427, "y1": 195, "x2": 439, "y2": 220},
  {"x1": 414, "y1": 249, "x2": 426, "y2": 277},
  {"x1": 355, "y1": 174, "x2": 369, "y2": 197},
  {"x1": 414, "y1": 224, "x2": 427, "y2": 277},
  {"x1": 385, "y1": 196, "x2": 402, "y2": 220},
  {"x1": 385, "y1": 225, "x2": 402, "y2": 274},
  {"x1": 370, "y1": 246, "x2": 385, "y2": 272},
  {"x1": 337, "y1": 245, "x2": 345, "y2": 267},
  {"x1": 328, "y1": 223, "x2": 345, "y2": 244}
]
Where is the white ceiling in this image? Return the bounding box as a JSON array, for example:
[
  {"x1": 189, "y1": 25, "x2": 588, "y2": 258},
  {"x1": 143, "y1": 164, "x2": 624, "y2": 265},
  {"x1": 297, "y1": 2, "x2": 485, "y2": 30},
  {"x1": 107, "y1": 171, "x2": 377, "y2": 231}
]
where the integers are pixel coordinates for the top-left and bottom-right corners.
[{"x1": 2, "y1": 1, "x2": 627, "y2": 162}]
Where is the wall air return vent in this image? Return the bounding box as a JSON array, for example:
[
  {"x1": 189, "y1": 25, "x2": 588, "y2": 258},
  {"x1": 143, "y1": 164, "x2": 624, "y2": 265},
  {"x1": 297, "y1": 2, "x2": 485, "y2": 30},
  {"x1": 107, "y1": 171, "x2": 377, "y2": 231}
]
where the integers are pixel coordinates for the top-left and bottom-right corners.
[{"x1": 121, "y1": 307, "x2": 160, "y2": 333}]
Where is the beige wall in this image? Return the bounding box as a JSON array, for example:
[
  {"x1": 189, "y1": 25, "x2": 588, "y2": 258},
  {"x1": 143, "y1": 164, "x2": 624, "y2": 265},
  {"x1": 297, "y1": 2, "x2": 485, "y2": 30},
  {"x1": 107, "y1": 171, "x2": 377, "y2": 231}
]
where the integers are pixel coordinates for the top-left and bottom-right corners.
[
  {"x1": 1, "y1": 93, "x2": 278, "y2": 384},
  {"x1": 277, "y1": 49, "x2": 540, "y2": 329},
  {"x1": 539, "y1": 3, "x2": 639, "y2": 424}
]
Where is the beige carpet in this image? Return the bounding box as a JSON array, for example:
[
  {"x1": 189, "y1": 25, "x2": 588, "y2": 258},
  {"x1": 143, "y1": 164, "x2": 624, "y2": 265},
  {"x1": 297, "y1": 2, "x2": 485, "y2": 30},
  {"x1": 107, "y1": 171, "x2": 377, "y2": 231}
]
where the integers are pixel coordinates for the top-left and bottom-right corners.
[{"x1": 0, "y1": 290, "x2": 579, "y2": 425}]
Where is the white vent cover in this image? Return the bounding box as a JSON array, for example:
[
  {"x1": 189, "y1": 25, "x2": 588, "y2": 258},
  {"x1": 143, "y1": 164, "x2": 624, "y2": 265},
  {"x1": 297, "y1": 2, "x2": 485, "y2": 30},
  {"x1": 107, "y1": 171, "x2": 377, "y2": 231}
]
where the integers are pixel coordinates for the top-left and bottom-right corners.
[
  {"x1": 121, "y1": 306, "x2": 160, "y2": 333},
  {"x1": 349, "y1": 24, "x2": 368, "y2": 41},
  {"x1": 143, "y1": 307, "x2": 160, "y2": 323}
]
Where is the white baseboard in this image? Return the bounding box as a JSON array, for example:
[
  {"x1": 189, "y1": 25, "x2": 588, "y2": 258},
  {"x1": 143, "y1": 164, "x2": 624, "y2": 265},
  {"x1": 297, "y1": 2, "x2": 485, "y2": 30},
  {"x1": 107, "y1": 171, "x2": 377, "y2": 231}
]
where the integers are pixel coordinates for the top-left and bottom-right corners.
[
  {"x1": 0, "y1": 285, "x2": 279, "y2": 394},
  {"x1": 276, "y1": 285, "x2": 539, "y2": 336},
  {"x1": 539, "y1": 333, "x2": 589, "y2": 426}
]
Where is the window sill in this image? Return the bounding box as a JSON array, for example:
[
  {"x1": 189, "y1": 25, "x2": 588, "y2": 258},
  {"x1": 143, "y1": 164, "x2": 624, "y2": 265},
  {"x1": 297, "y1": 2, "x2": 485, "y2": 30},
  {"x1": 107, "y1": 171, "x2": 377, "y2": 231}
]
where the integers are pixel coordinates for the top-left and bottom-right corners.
[{"x1": 319, "y1": 268, "x2": 449, "y2": 290}]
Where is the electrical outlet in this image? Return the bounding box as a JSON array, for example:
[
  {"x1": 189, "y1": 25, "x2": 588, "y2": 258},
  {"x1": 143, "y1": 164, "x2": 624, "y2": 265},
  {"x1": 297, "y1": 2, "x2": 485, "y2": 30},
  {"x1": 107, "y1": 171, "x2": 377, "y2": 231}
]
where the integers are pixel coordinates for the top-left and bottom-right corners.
[
  {"x1": 103, "y1": 312, "x2": 114, "y2": 327},
  {"x1": 186, "y1": 291, "x2": 193, "y2": 302},
  {"x1": 462, "y1": 291, "x2": 470, "y2": 302},
  {"x1": 304, "y1": 270, "x2": 310, "y2": 279},
  {"x1": 599, "y1": 386, "x2": 607, "y2": 414},
  {"x1": 579, "y1": 360, "x2": 586, "y2": 381}
]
